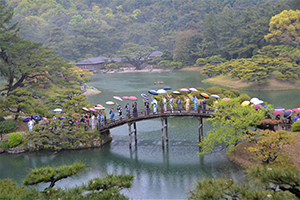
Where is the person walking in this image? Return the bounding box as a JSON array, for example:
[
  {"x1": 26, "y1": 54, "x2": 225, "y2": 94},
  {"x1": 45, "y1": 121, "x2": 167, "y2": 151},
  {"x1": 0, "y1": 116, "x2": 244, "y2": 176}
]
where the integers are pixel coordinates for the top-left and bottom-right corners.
[
  {"x1": 100, "y1": 111, "x2": 105, "y2": 127},
  {"x1": 143, "y1": 99, "x2": 150, "y2": 115},
  {"x1": 176, "y1": 96, "x2": 181, "y2": 112},
  {"x1": 162, "y1": 96, "x2": 167, "y2": 112},
  {"x1": 109, "y1": 108, "x2": 115, "y2": 123},
  {"x1": 192, "y1": 95, "x2": 198, "y2": 113},
  {"x1": 91, "y1": 113, "x2": 95, "y2": 130},
  {"x1": 27, "y1": 119, "x2": 33, "y2": 132},
  {"x1": 202, "y1": 98, "x2": 207, "y2": 113},
  {"x1": 116, "y1": 103, "x2": 122, "y2": 121},
  {"x1": 185, "y1": 96, "x2": 190, "y2": 112}
]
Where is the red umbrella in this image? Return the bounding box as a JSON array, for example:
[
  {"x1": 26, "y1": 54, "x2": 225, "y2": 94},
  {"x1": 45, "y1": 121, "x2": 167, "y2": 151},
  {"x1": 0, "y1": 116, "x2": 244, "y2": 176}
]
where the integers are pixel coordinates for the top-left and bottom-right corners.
[
  {"x1": 122, "y1": 96, "x2": 129, "y2": 100},
  {"x1": 272, "y1": 110, "x2": 284, "y2": 115},
  {"x1": 128, "y1": 96, "x2": 138, "y2": 101}
]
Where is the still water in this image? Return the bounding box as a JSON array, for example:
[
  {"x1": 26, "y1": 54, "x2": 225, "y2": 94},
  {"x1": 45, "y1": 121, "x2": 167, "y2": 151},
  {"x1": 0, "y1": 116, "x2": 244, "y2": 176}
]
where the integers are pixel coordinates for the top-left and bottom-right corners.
[{"x1": 0, "y1": 71, "x2": 299, "y2": 199}]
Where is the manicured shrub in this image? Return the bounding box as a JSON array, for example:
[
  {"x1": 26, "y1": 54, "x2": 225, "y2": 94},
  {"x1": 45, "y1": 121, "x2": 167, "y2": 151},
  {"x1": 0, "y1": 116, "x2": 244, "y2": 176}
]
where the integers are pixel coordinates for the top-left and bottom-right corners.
[
  {"x1": 223, "y1": 90, "x2": 236, "y2": 98},
  {"x1": 83, "y1": 76, "x2": 91, "y2": 82},
  {"x1": 0, "y1": 117, "x2": 5, "y2": 122},
  {"x1": 8, "y1": 132, "x2": 23, "y2": 147},
  {"x1": 238, "y1": 93, "x2": 251, "y2": 102},
  {"x1": 205, "y1": 86, "x2": 222, "y2": 94},
  {"x1": 34, "y1": 107, "x2": 46, "y2": 116},
  {"x1": 0, "y1": 120, "x2": 17, "y2": 133},
  {"x1": 229, "y1": 89, "x2": 240, "y2": 97},
  {"x1": 292, "y1": 121, "x2": 300, "y2": 132},
  {"x1": 0, "y1": 141, "x2": 9, "y2": 149}
]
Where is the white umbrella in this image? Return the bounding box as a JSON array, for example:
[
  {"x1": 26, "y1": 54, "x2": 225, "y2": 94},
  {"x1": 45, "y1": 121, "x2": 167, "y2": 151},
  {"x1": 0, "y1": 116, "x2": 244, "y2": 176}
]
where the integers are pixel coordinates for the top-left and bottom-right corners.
[
  {"x1": 250, "y1": 98, "x2": 259, "y2": 103},
  {"x1": 253, "y1": 100, "x2": 263, "y2": 105},
  {"x1": 189, "y1": 88, "x2": 199, "y2": 92},
  {"x1": 210, "y1": 94, "x2": 220, "y2": 99},
  {"x1": 53, "y1": 108, "x2": 62, "y2": 112},
  {"x1": 157, "y1": 89, "x2": 167, "y2": 94}
]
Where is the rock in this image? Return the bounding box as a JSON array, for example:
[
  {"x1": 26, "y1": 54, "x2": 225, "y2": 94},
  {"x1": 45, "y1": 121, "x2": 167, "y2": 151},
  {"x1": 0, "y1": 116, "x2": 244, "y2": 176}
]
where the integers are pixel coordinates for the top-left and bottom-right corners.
[
  {"x1": 8, "y1": 147, "x2": 25, "y2": 154},
  {"x1": 27, "y1": 143, "x2": 35, "y2": 151},
  {"x1": 92, "y1": 140, "x2": 101, "y2": 147},
  {"x1": 80, "y1": 86, "x2": 86, "y2": 92},
  {"x1": 0, "y1": 148, "x2": 4, "y2": 154}
]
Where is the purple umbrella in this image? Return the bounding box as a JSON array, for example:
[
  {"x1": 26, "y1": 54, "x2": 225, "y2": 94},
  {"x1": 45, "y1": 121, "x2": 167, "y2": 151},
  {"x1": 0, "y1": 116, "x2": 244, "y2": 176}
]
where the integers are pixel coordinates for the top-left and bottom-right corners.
[
  {"x1": 23, "y1": 117, "x2": 31, "y2": 122},
  {"x1": 163, "y1": 86, "x2": 172, "y2": 90},
  {"x1": 59, "y1": 117, "x2": 65, "y2": 120},
  {"x1": 141, "y1": 93, "x2": 149, "y2": 99},
  {"x1": 180, "y1": 88, "x2": 189, "y2": 92},
  {"x1": 255, "y1": 104, "x2": 263, "y2": 110}
]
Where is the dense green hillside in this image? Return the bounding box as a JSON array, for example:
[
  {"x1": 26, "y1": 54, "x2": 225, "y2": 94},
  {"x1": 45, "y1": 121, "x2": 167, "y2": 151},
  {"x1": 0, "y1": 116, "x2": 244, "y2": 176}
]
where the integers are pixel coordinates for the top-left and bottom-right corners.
[{"x1": 5, "y1": 0, "x2": 299, "y2": 63}]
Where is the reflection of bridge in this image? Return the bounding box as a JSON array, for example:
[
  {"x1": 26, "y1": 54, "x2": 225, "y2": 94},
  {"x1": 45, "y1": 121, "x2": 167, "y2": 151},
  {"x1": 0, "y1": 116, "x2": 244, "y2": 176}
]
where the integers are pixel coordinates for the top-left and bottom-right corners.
[{"x1": 98, "y1": 108, "x2": 214, "y2": 148}]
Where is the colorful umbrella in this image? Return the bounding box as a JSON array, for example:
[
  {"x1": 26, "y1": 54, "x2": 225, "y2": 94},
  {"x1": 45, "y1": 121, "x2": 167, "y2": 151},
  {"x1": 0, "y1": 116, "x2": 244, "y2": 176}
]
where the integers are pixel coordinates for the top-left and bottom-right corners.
[
  {"x1": 172, "y1": 91, "x2": 181, "y2": 95},
  {"x1": 157, "y1": 89, "x2": 167, "y2": 94},
  {"x1": 53, "y1": 108, "x2": 62, "y2": 112},
  {"x1": 180, "y1": 88, "x2": 189, "y2": 92},
  {"x1": 272, "y1": 110, "x2": 284, "y2": 115},
  {"x1": 275, "y1": 107, "x2": 285, "y2": 111},
  {"x1": 284, "y1": 110, "x2": 292, "y2": 118},
  {"x1": 292, "y1": 108, "x2": 300, "y2": 112},
  {"x1": 189, "y1": 88, "x2": 198, "y2": 92},
  {"x1": 141, "y1": 93, "x2": 149, "y2": 99},
  {"x1": 148, "y1": 90, "x2": 158, "y2": 95},
  {"x1": 43, "y1": 117, "x2": 49, "y2": 123},
  {"x1": 95, "y1": 105, "x2": 105, "y2": 109},
  {"x1": 222, "y1": 98, "x2": 230, "y2": 101},
  {"x1": 241, "y1": 101, "x2": 250, "y2": 107},
  {"x1": 59, "y1": 117, "x2": 65, "y2": 120},
  {"x1": 23, "y1": 117, "x2": 31, "y2": 122},
  {"x1": 82, "y1": 107, "x2": 89, "y2": 111},
  {"x1": 113, "y1": 96, "x2": 123, "y2": 101},
  {"x1": 200, "y1": 93, "x2": 209, "y2": 98},
  {"x1": 210, "y1": 94, "x2": 220, "y2": 99},
  {"x1": 255, "y1": 104, "x2": 263, "y2": 110},
  {"x1": 122, "y1": 96, "x2": 129, "y2": 100},
  {"x1": 72, "y1": 113, "x2": 80, "y2": 116},
  {"x1": 89, "y1": 108, "x2": 97, "y2": 112},
  {"x1": 285, "y1": 109, "x2": 294, "y2": 113},
  {"x1": 32, "y1": 115, "x2": 41, "y2": 121},
  {"x1": 106, "y1": 101, "x2": 115, "y2": 105},
  {"x1": 163, "y1": 86, "x2": 172, "y2": 90},
  {"x1": 128, "y1": 96, "x2": 138, "y2": 101}
]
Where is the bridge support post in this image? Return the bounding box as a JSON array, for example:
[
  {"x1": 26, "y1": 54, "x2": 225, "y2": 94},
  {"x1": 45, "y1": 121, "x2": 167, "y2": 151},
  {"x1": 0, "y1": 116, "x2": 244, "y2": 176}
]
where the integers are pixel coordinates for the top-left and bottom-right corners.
[
  {"x1": 128, "y1": 123, "x2": 132, "y2": 149},
  {"x1": 161, "y1": 118, "x2": 165, "y2": 148},
  {"x1": 165, "y1": 118, "x2": 168, "y2": 142},
  {"x1": 198, "y1": 117, "x2": 203, "y2": 149},
  {"x1": 134, "y1": 122, "x2": 137, "y2": 143}
]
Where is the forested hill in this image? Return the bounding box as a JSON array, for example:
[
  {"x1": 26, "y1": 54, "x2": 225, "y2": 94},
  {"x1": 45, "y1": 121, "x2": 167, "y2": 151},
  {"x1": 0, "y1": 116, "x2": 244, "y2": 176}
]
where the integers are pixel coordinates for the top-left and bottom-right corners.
[{"x1": 6, "y1": 0, "x2": 299, "y2": 63}]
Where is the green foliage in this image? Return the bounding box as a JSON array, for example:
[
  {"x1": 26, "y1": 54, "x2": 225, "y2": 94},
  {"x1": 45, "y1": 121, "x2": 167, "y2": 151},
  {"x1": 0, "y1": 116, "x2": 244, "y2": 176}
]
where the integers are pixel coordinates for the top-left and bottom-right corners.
[
  {"x1": 0, "y1": 141, "x2": 9, "y2": 149},
  {"x1": 223, "y1": 90, "x2": 236, "y2": 98},
  {"x1": 199, "y1": 98, "x2": 265, "y2": 156},
  {"x1": 0, "y1": 120, "x2": 17, "y2": 133},
  {"x1": 0, "y1": 117, "x2": 5, "y2": 122},
  {"x1": 33, "y1": 107, "x2": 47, "y2": 116},
  {"x1": 205, "y1": 86, "x2": 222, "y2": 95},
  {"x1": 238, "y1": 93, "x2": 251, "y2": 102},
  {"x1": 292, "y1": 121, "x2": 300, "y2": 132},
  {"x1": 8, "y1": 132, "x2": 23, "y2": 148},
  {"x1": 83, "y1": 76, "x2": 91, "y2": 82},
  {"x1": 229, "y1": 89, "x2": 240, "y2": 97},
  {"x1": 23, "y1": 162, "x2": 85, "y2": 189}
]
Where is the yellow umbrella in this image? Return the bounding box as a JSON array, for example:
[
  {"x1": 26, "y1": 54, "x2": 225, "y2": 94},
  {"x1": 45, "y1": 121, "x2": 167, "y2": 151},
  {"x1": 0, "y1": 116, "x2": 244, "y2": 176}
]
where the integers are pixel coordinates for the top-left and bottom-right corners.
[
  {"x1": 241, "y1": 101, "x2": 250, "y2": 107},
  {"x1": 200, "y1": 93, "x2": 209, "y2": 98},
  {"x1": 106, "y1": 101, "x2": 115, "y2": 105}
]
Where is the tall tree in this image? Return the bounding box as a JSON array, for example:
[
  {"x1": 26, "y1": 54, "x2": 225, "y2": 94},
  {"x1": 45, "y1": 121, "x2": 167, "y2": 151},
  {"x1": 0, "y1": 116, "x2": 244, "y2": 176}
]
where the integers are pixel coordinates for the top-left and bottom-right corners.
[{"x1": 117, "y1": 43, "x2": 156, "y2": 70}]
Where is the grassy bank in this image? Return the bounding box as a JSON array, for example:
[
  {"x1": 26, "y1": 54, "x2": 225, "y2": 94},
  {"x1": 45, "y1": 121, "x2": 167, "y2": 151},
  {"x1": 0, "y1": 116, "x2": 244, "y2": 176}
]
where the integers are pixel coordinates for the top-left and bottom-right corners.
[
  {"x1": 227, "y1": 131, "x2": 300, "y2": 170},
  {"x1": 203, "y1": 75, "x2": 300, "y2": 91}
]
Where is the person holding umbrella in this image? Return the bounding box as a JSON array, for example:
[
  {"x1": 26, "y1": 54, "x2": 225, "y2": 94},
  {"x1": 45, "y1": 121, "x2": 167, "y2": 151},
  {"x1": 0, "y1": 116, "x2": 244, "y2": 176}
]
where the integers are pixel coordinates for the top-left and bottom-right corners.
[
  {"x1": 167, "y1": 94, "x2": 174, "y2": 113},
  {"x1": 162, "y1": 96, "x2": 167, "y2": 112},
  {"x1": 185, "y1": 96, "x2": 190, "y2": 112},
  {"x1": 100, "y1": 111, "x2": 105, "y2": 127},
  {"x1": 132, "y1": 102, "x2": 138, "y2": 117},
  {"x1": 91, "y1": 113, "x2": 95, "y2": 130},
  {"x1": 201, "y1": 98, "x2": 207, "y2": 113},
  {"x1": 125, "y1": 103, "x2": 130, "y2": 119},
  {"x1": 27, "y1": 119, "x2": 33, "y2": 132}
]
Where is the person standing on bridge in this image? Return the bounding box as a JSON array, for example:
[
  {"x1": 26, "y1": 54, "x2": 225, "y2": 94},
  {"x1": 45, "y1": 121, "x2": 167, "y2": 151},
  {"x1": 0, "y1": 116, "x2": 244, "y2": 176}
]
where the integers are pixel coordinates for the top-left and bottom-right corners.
[
  {"x1": 125, "y1": 103, "x2": 130, "y2": 118},
  {"x1": 185, "y1": 96, "x2": 190, "y2": 112},
  {"x1": 132, "y1": 102, "x2": 138, "y2": 117},
  {"x1": 201, "y1": 98, "x2": 207, "y2": 113},
  {"x1": 153, "y1": 102, "x2": 157, "y2": 114},
  {"x1": 192, "y1": 95, "x2": 198, "y2": 113},
  {"x1": 143, "y1": 99, "x2": 150, "y2": 115},
  {"x1": 91, "y1": 113, "x2": 95, "y2": 130},
  {"x1": 116, "y1": 103, "x2": 122, "y2": 121},
  {"x1": 100, "y1": 111, "x2": 105, "y2": 127},
  {"x1": 168, "y1": 94, "x2": 174, "y2": 113},
  {"x1": 162, "y1": 96, "x2": 167, "y2": 112},
  {"x1": 176, "y1": 96, "x2": 181, "y2": 112},
  {"x1": 109, "y1": 108, "x2": 115, "y2": 123}
]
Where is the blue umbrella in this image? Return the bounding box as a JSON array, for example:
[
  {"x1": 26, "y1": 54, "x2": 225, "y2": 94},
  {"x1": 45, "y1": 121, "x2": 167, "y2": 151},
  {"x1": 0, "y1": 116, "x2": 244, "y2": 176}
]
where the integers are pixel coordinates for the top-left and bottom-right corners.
[
  {"x1": 275, "y1": 107, "x2": 285, "y2": 111},
  {"x1": 59, "y1": 117, "x2": 65, "y2": 120},
  {"x1": 32, "y1": 115, "x2": 41, "y2": 121},
  {"x1": 23, "y1": 117, "x2": 31, "y2": 122},
  {"x1": 141, "y1": 93, "x2": 149, "y2": 99},
  {"x1": 148, "y1": 90, "x2": 158, "y2": 95},
  {"x1": 163, "y1": 86, "x2": 172, "y2": 90},
  {"x1": 172, "y1": 91, "x2": 181, "y2": 95}
]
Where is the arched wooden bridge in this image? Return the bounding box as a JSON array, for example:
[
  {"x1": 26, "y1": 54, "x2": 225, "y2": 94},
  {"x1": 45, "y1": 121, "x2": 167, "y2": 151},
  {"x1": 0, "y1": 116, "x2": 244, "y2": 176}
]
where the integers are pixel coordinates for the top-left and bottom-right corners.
[{"x1": 98, "y1": 108, "x2": 214, "y2": 148}]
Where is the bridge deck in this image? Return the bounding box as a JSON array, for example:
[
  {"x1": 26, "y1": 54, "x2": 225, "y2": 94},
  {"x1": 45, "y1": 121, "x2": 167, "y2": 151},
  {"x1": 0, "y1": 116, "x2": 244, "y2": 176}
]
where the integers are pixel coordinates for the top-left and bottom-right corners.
[{"x1": 98, "y1": 108, "x2": 214, "y2": 133}]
